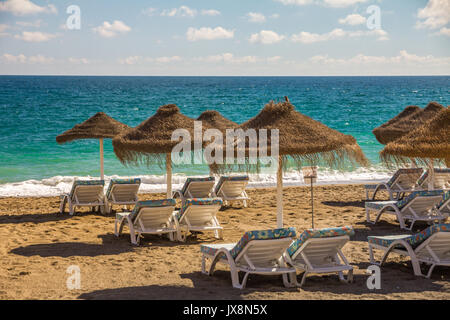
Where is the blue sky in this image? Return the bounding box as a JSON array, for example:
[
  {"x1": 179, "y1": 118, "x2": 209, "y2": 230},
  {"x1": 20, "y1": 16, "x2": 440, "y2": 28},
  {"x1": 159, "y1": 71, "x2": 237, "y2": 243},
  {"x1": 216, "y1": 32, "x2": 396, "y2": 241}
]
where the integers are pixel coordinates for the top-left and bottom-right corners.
[{"x1": 0, "y1": 0, "x2": 449, "y2": 75}]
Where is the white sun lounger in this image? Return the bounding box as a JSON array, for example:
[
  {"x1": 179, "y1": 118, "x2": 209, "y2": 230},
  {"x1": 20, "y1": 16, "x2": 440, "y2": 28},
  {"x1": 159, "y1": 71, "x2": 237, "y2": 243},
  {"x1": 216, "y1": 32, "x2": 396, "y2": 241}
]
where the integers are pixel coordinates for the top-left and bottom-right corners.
[
  {"x1": 200, "y1": 228, "x2": 297, "y2": 289},
  {"x1": 105, "y1": 178, "x2": 141, "y2": 213},
  {"x1": 437, "y1": 192, "x2": 450, "y2": 217},
  {"x1": 172, "y1": 177, "x2": 215, "y2": 206},
  {"x1": 368, "y1": 223, "x2": 450, "y2": 278},
  {"x1": 213, "y1": 175, "x2": 250, "y2": 207},
  {"x1": 283, "y1": 226, "x2": 354, "y2": 287},
  {"x1": 59, "y1": 180, "x2": 105, "y2": 215},
  {"x1": 416, "y1": 168, "x2": 450, "y2": 190},
  {"x1": 365, "y1": 190, "x2": 447, "y2": 230},
  {"x1": 364, "y1": 168, "x2": 423, "y2": 200},
  {"x1": 174, "y1": 198, "x2": 223, "y2": 242},
  {"x1": 114, "y1": 199, "x2": 177, "y2": 245}
]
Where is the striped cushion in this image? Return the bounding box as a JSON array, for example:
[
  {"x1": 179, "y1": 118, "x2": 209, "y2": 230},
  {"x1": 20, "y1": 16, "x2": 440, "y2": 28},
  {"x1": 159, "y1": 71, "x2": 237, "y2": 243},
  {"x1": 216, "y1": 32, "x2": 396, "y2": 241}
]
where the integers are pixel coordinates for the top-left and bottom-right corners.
[
  {"x1": 386, "y1": 168, "x2": 423, "y2": 187},
  {"x1": 287, "y1": 226, "x2": 354, "y2": 257},
  {"x1": 368, "y1": 223, "x2": 450, "y2": 249},
  {"x1": 176, "y1": 197, "x2": 223, "y2": 221},
  {"x1": 69, "y1": 180, "x2": 104, "y2": 198},
  {"x1": 128, "y1": 199, "x2": 176, "y2": 222},
  {"x1": 106, "y1": 178, "x2": 141, "y2": 199},
  {"x1": 200, "y1": 227, "x2": 297, "y2": 259},
  {"x1": 180, "y1": 177, "x2": 215, "y2": 196},
  {"x1": 365, "y1": 200, "x2": 397, "y2": 210},
  {"x1": 214, "y1": 175, "x2": 249, "y2": 195}
]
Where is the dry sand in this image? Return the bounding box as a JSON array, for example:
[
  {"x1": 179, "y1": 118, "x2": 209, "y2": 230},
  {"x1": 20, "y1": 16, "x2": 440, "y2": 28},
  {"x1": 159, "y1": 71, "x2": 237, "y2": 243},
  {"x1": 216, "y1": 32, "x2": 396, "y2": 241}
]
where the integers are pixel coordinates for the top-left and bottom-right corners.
[{"x1": 0, "y1": 184, "x2": 449, "y2": 300}]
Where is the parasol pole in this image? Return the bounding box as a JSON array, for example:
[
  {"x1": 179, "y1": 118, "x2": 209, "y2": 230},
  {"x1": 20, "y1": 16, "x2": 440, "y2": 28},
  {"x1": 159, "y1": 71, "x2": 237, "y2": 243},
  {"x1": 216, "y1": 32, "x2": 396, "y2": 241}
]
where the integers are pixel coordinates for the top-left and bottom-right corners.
[
  {"x1": 428, "y1": 159, "x2": 435, "y2": 190},
  {"x1": 99, "y1": 138, "x2": 104, "y2": 180},
  {"x1": 276, "y1": 155, "x2": 283, "y2": 228},
  {"x1": 166, "y1": 153, "x2": 172, "y2": 199}
]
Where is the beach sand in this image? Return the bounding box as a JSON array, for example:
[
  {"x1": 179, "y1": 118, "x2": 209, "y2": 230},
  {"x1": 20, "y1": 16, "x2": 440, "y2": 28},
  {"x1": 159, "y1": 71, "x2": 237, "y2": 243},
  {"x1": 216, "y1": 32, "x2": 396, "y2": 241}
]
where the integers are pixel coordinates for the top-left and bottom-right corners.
[{"x1": 0, "y1": 184, "x2": 449, "y2": 300}]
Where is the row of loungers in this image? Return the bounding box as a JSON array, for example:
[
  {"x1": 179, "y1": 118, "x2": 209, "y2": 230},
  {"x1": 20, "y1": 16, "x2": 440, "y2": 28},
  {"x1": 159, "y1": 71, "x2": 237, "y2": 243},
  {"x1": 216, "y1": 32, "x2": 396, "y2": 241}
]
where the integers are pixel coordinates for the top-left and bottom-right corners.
[
  {"x1": 59, "y1": 176, "x2": 250, "y2": 216},
  {"x1": 364, "y1": 168, "x2": 450, "y2": 201}
]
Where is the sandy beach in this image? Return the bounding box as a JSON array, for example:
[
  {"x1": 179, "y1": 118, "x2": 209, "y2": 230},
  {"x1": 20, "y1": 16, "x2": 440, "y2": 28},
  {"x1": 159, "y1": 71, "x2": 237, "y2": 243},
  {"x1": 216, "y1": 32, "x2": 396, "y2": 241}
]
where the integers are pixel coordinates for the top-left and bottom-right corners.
[{"x1": 0, "y1": 183, "x2": 449, "y2": 300}]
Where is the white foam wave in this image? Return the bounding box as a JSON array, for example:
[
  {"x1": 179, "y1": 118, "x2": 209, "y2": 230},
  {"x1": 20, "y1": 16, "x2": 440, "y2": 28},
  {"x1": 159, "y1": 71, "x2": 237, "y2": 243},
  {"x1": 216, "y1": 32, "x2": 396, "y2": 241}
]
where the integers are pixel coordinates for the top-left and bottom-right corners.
[{"x1": 0, "y1": 166, "x2": 392, "y2": 197}]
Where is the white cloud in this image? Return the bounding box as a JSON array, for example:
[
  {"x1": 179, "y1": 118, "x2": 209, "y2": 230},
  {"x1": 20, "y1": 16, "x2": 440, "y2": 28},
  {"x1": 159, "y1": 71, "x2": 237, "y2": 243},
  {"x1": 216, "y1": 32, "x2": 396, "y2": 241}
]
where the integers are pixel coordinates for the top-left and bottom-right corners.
[
  {"x1": 416, "y1": 0, "x2": 450, "y2": 30},
  {"x1": 270, "y1": 14, "x2": 280, "y2": 19},
  {"x1": 161, "y1": 6, "x2": 196, "y2": 17},
  {"x1": 93, "y1": 21, "x2": 131, "y2": 38},
  {"x1": 309, "y1": 50, "x2": 450, "y2": 67},
  {"x1": 196, "y1": 53, "x2": 258, "y2": 64},
  {"x1": 0, "y1": 0, "x2": 57, "y2": 16},
  {"x1": 119, "y1": 56, "x2": 183, "y2": 65},
  {"x1": 249, "y1": 30, "x2": 285, "y2": 44},
  {"x1": 16, "y1": 19, "x2": 42, "y2": 27},
  {"x1": 247, "y1": 12, "x2": 266, "y2": 23},
  {"x1": 142, "y1": 7, "x2": 157, "y2": 16},
  {"x1": 438, "y1": 26, "x2": 450, "y2": 36},
  {"x1": 275, "y1": 0, "x2": 367, "y2": 7},
  {"x1": 1, "y1": 53, "x2": 54, "y2": 64},
  {"x1": 119, "y1": 56, "x2": 141, "y2": 65},
  {"x1": 201, "y1": 9, "x2": 221, "y2": 16},
  {"x1": 267, "y1": 56, "x2": 282, "y2": 62},
  {"x1": 338, "y1": 14, "x2": 366, "y2": 26},
  {"x1": 152, "y1": 56, "x2": 182, "y2": 63},
  {"x1": 186, "y1": 27, "x2": 234, "y2": 41},
  {"x1": 291, "y1": 28, "x2": 388, "y2": 43},
  {"x1": 14, "y1": 31, "x2": 57, "y2": 42},
  {"x1": 68, "y1": 57, "x2": 90, "y2": 64},
  {"x1": 0, "y1": 24, "x2": 10, "y2": 36}
]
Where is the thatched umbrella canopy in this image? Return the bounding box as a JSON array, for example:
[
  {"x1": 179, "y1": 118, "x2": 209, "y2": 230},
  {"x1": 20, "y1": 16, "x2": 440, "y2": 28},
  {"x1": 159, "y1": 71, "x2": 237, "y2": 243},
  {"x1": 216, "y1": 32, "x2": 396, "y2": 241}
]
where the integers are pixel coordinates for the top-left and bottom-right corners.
[
  {"x1": 113, "y1": 104, "x2": 204, "y2": 198},
  {"x1": 373, "y1": 102, "x2": 445, "y2": 145},
  {"x1": 197, "y1": 110, "x2": 238, "y2": 132},
  {"x1": 212, "y1": 99, "x2": 369, "y2": 227},
  {"x1": 56, "y1": 112, "x2": 129, "y2": 180}
]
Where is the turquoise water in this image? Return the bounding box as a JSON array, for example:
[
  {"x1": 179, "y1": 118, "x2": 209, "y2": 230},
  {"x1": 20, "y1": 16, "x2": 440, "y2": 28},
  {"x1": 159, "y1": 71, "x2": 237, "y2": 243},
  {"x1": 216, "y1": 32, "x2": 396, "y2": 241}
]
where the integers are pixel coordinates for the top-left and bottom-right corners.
[{"x1": 0, "y1": 75, "x2": 448, "y2": 184}]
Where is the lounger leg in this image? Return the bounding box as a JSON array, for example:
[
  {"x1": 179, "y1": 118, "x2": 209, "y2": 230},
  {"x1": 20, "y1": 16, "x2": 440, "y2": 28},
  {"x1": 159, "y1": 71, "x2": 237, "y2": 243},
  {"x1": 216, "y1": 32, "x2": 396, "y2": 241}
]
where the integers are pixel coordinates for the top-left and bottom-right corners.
[
  {"x1": 299, "y1": 271, "x2": 308, "y2": 287},
  {"x1": 69, "y1": 201, "x2": 74, "y2": 216},
  {"x1": 59, "y1": 196, "x2": 67, "y2": 214},
  {"x1": 366, "y1": 208, "x2": 373, "y2": 224},
  {"x1": 425, "y1": 264, "x2": 436, "y2": 279},
  {"x1": 338, "y1": 269, "x2": 353, "y2": 283},
  {"x1": 282, "y1": 272, "x2": 299, "y2": 288},
  {"x1": 114, "y1": 218, "x2": 120, "y2": 236},
  {"x1": 243, "y1": 200, "x2": 247, "y2": 208}
]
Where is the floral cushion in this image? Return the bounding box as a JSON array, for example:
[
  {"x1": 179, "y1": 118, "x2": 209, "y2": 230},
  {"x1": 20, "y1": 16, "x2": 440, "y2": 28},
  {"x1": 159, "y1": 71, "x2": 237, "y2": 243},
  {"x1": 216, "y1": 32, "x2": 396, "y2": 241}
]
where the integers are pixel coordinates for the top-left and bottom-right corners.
[
  {"x1": 176, "y1": 197, "x2": 223, "y2": 220},
  {"x1": 214, "y1": 175, "x2": 249, "y2": 195},
  {"x1": 69, "y1": 180, "x2": 104, "y2": 198},
  {"x1": 368, "y1": 223, "x2": 450, "y2": 249},
  {"x1": 386, "y1": 168, "x2": 423, "y2": 187},
  {"x1": 437, "y1": 191, "x2": 450, "y2": 210},
  {"x1": 128, "y1": 199, "x2": 176, "y2": 222},
  {"x1": 180, "y1": 177, "x2": 215, "y2": 196},
  {"x1": 106, "y1": 178, "x2": 141, "y2": 199},
  {"x1": 417, "y1": 168, "x2": 450, "y2": 187},
  {"x1": 287, "y1": 226, "x2": 354, "y2": 257},
  {"x1": 200, "y1": 227, "x2": 297, "y2": 259}
]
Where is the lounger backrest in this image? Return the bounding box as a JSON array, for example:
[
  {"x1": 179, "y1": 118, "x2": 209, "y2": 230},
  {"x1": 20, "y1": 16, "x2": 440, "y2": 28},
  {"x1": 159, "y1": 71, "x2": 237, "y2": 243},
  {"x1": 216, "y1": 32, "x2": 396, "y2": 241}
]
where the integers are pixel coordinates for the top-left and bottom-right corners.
[
  {"x1": 230, "y1": 228, "x2": 297, "y2": 260},
  {"x1": 176, "y1": 198, "x2": 223, "y2": 224},
  {"x1": 415, "y1": 231, "x2": 450, "y2": 261},
  {"x1": 69, "y1": 180, "x2": 105, "y2": 202},
  {"x1": 180, "y1": 177, "x2": 215, "y2": 198},
  {"x1": 387, "y1": 168, "x2": 423, "y2": 189},
  {"x1": 106, "y1": 178, "x2": 141, "y2": 201},
  {"x1": 437, "y1": 191, "x2": 450, "y2": 212},
  {"x1": 287, "y1": 226, "x2": 354, "y2": 261},
  {"x1": 417, "y1": 169, "x2": 450, "y2": 190},
  {"x1": 396, "y1": 190, "x2": 444, "y2": 212},
  {"x1": 215, "y1": 176, "x2": 249, "y2": 197},
  {"x1": 130, "y1": 199, "x2": 176, "y2": 225}
]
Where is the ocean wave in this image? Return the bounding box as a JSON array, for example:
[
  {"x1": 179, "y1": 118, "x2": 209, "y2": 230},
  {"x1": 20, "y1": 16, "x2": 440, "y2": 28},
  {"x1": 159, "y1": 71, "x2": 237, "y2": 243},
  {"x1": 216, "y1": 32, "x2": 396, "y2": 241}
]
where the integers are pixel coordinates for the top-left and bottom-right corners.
[{"x1": 0, "y1": 166, "x2": 392, "y2": 197}]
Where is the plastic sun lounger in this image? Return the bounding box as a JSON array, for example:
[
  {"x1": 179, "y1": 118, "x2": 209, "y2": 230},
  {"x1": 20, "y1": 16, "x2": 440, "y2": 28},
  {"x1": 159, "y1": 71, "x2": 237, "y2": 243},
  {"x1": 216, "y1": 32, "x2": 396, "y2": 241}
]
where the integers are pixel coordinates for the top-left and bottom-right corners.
[
  {"x1": 365, "y1": 190, "x2": 447, "y2": 230},
  {"x1": 174, "y1": 198, "x2": 223, "y2": 242},
  {"x1": 200, "y1": 228, "x2": 297, "y2": 289},
  {"x1": 364, "y1": 168, "x2": 424, "y2": 201},
  {"x1": 105, "y1": 178, "x2": 141, "y2": 213},
  {"x1": 437, "y1": 191, "x2": 450, "y2": 217},
  {"x1": 59, "y1": 180, "x2": 105, "y2": 215},
  {"x1": 368, "y1": 223, "x2": 450, "y2": 278},
  {"x1": 213, "y1": 175, "x2": 250, "y2": 207},
  {"x1": 416, "y1": 168, "x2": 450, "y2": 191},
  {"x1": 114, "y1": 199, "x2": 177, "y2": 245},
  {"x1": 283, "y1": 226, "x2": 354, "y2": 287},
  {"x1": 172, "y1": 177, "x2": 215, "y2": 206}
]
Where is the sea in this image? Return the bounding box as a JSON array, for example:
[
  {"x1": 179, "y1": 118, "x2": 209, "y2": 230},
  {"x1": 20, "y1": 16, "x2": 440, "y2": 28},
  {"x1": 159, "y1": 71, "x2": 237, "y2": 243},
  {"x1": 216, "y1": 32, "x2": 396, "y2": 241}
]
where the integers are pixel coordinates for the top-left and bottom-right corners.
[{"x1": 0, "y1": 75, "x2": 448, "y2": 197}]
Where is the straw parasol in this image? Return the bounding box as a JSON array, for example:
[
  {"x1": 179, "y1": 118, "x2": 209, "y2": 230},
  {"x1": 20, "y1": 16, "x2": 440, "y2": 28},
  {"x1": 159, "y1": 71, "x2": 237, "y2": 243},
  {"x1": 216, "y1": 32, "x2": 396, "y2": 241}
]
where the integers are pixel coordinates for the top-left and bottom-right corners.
[
  {"x1": 381, "y1": 107, "x2": 450, "y2": 188},
  {"x1": 113, "y1": 104, "x2": 205, "y2": 198},
  {"x1": 373, "y1": 102, "x2": 445, "y2": 145},
  {"x1": 212, "y1": 99, "x2": 369, "y2": 227},
  {"x1": 56, "y1": 112, "x2": 129, "y2": 180},
  {"x1": 197, "y1": 110, "x2": 238, "y2": 132}
]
